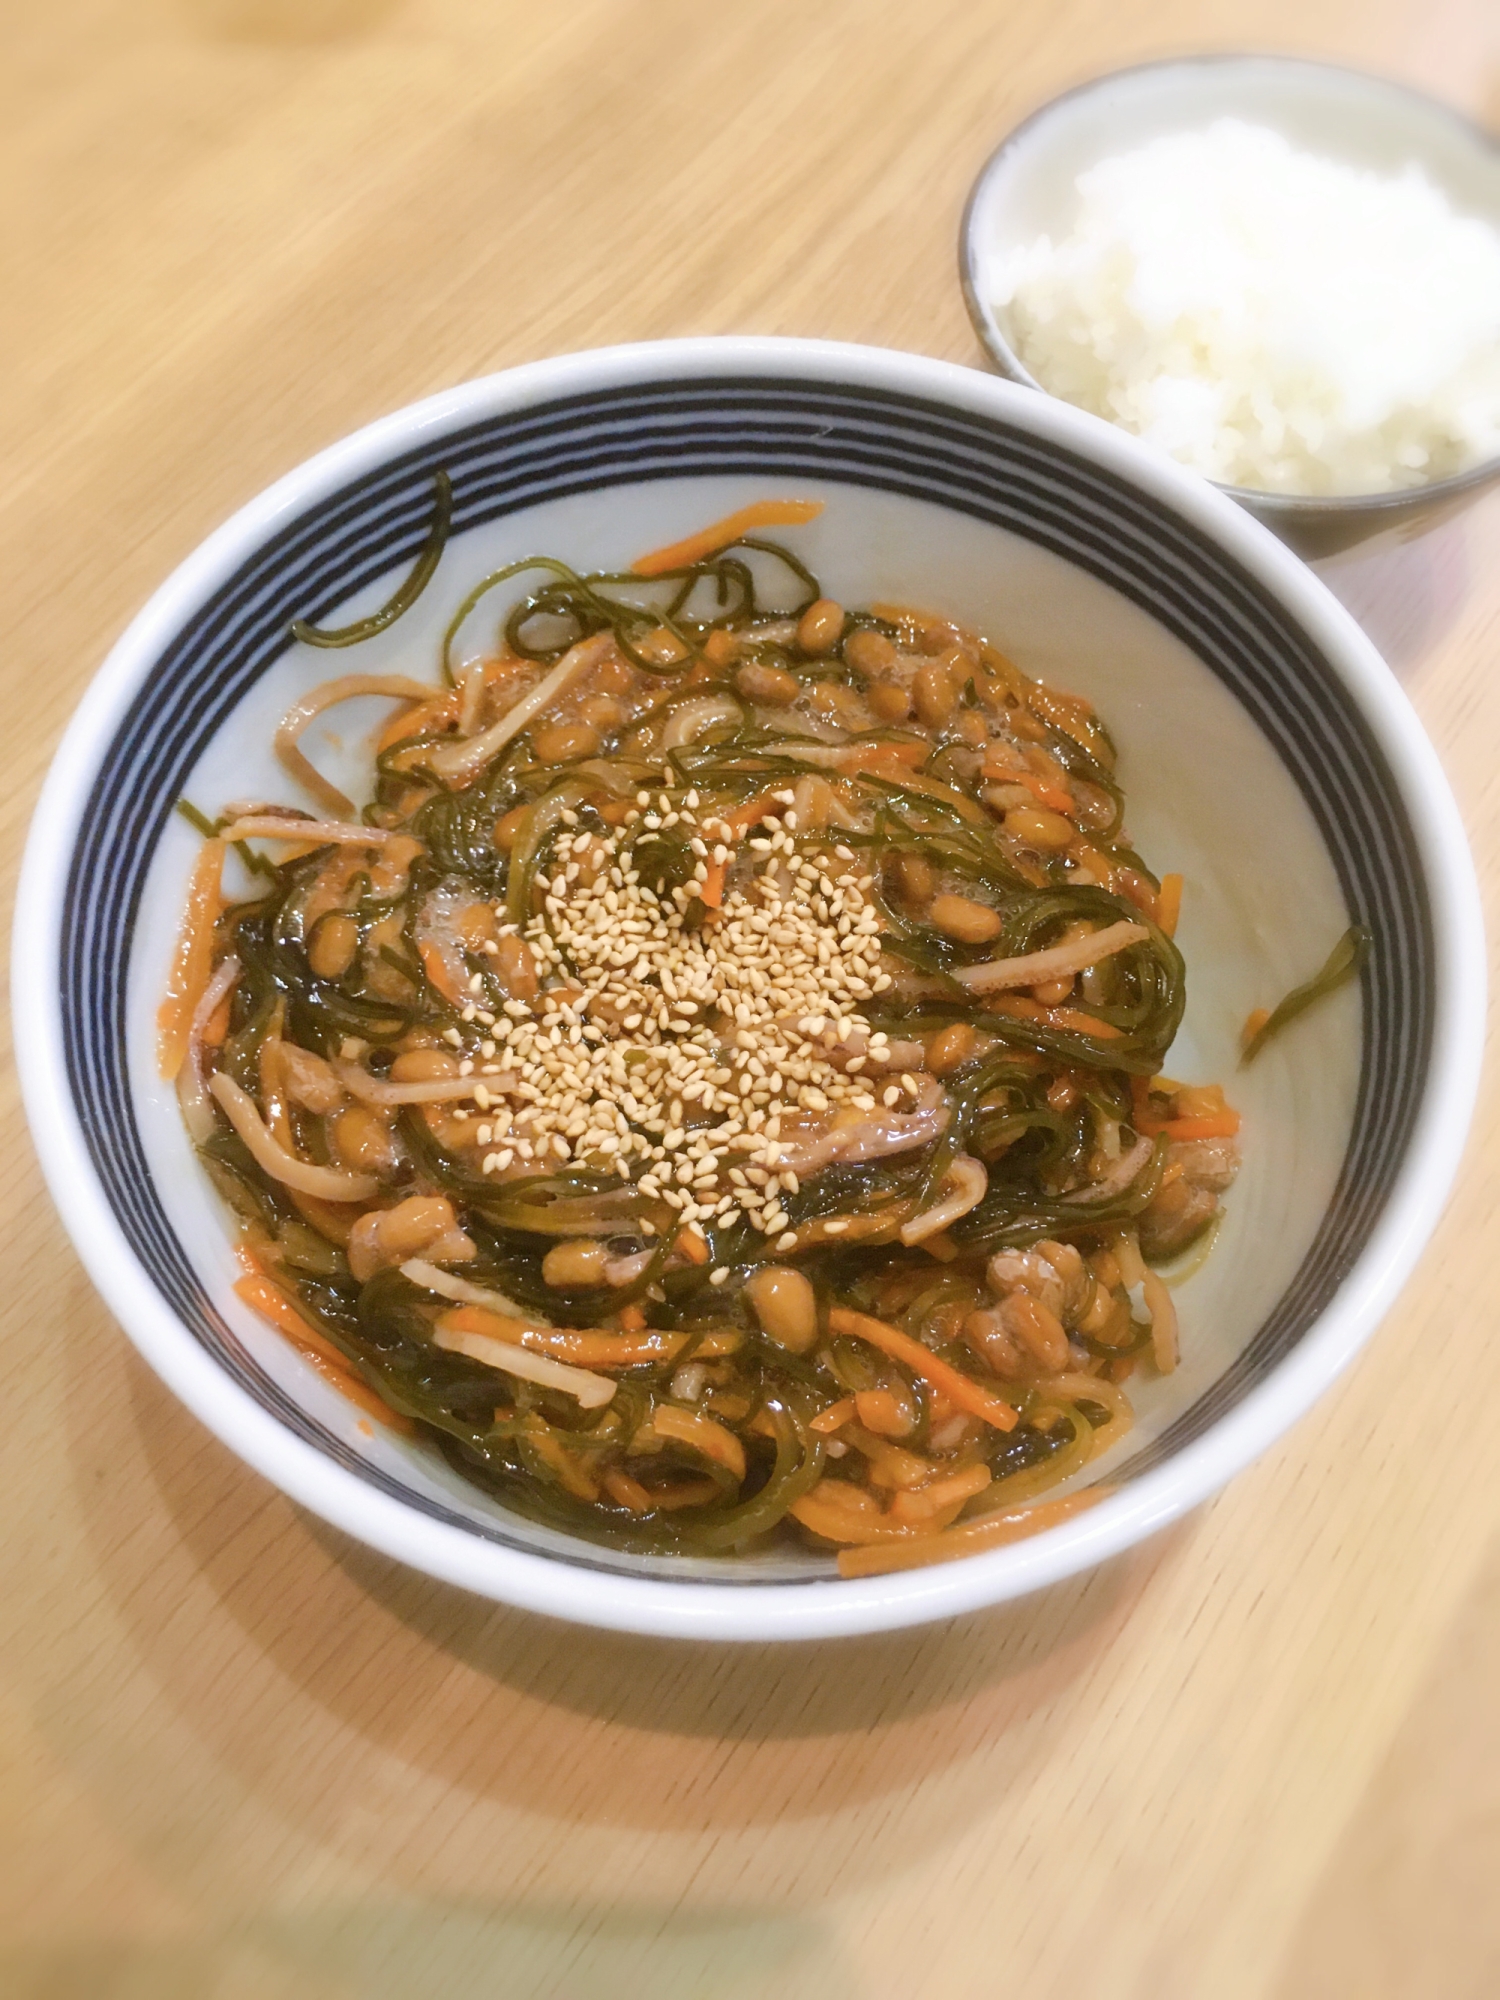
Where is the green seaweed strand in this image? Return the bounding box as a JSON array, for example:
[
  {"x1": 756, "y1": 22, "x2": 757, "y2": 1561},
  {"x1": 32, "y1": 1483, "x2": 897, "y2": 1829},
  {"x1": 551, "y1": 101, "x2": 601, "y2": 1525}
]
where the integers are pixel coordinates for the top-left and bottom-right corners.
[
  {"x1": 1240, "y1": 925, "x2": 1371, "y2": 1066},
  {"x1": 291, "y1": 470, "x2": 453, "y2": 649}
]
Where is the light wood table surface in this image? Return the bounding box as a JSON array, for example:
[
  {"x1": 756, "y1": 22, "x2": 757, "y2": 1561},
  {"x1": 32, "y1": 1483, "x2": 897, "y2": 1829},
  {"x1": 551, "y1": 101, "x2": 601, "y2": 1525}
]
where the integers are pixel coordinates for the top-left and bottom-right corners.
[{"x1": 3, "y1": 4, "x2": 1499, "y2": 1996}]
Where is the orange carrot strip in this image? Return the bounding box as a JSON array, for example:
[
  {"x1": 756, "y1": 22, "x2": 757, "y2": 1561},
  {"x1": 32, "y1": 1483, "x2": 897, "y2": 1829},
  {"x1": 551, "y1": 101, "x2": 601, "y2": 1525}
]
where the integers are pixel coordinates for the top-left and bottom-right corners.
[
  {"x1": 1161, "y1": 1111, "x2": 1241, "y2": 1141},
  {"x1": 986, "y1": 994, "x2": 1122, "y2": 1040},
  {"x1": 698, "y1": 859, "x2": 727, "y2": 909},
  {"x1": 722, "y1": 790, "x2": 787, "y2": 836},
  {"x1": 836, "y1": 1486, "x2": 1108, "y2": 1577},
  {"x1": 826, "y1": 1308, "x2": 1018, "y2": 1433},
  {"x1": 674, "y1": 1227, "x2": 710, "y2": 1265},
  {"x1": 157, "y1": 838, "x2": 225, "y2": 1081},
  {"x1": 632, "y1": 500, "x2": 823, "y2": 578},
  {"x1": 1157, "y1": 872, "x2": 1183, "y2": 938},
  {"x1": 1242, "y1": 1006, "x2": 1271, "y2": 1046},
  {"x1": 522, "y1": 1414, "x2": 600, "y2": 1500},
  {"x1": 203, "y1": 995, "x2": 232, "y2": 1047},
  {"x1": 809, "y1": 1397, "x2": 856, "y2": 1434},
  {"x1": 234, "y1": 1274, "x2": 411, "y2": 1430},
  {"x1": 616, "y1": 1303, "x2": 648, "y2": 1332}
]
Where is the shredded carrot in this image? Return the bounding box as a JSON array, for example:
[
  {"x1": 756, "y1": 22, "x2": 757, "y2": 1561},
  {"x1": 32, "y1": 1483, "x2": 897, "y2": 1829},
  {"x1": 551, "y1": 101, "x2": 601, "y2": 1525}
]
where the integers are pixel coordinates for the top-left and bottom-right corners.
[
  {"x1": 1157, "y1": 872, "x2": 1183, "y2": 938},
  {"x1": 522, "y1": 1414, "x2": 600, "y2": 1500},
  {"x1": 723, "y1": 791, "x2": 785, "y2": 836},
  {"x1": 157, "y1": 838, "x2": 225, "y2": 1080},
  {"x1": 617, "y1": 1303, "x2": 647, "y2": 1332},
  {"x1": 674, "y1": 1227, "x2": 710, "y2": 1265},
  {"x1": 203, "y1": 994, "x2": 232, "y2": 1047},
  {"x1": 1242, "y1": 1005, "x2": 1272, "y2": 1046},
  {"x1": 809, "y1": 1397, "x2": 856, "y2": 1434},
  {"x1": 234, "y1": 1273, "x2": 411, "y2": 1430},
  {"x1": 417, "y1": 937, "x2": 466, "y2": 1006},
  {"x1": 698, "y1": 859, "x2": 727, "y2": 909},
  {"x1": 986, "y1": 994, "x2": 1122, "y2": 1040},
  {"x1": 836, "y1": 1486, "x2": 1108, "y2": 1577},
  {"x1": 1161, "y1": 1111, "x2": 1241, "y2": 1141},
  {"x1": 632, "y1": 500, "x2": 823, "y2": 577},
  {"x1": 826, "y1": 1307, "x2": 1018, "y2": 1432}
]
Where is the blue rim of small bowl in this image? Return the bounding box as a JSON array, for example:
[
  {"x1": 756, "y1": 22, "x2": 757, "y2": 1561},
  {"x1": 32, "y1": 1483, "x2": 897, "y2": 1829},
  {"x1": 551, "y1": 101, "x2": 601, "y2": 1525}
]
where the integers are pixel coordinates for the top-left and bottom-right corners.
[
  {"x1": 12, "y1": 337, "x2": 1486, "y2": 1639},
  {"x1": 958, "y1": 54, "x2": 1500, "y2": 533}
]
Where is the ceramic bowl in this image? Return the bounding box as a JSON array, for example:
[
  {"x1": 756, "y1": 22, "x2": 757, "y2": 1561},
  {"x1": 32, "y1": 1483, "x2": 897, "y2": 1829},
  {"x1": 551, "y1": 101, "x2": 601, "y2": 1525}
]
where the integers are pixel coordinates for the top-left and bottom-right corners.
[
  {"x1": 960, "y1": 55, "x2": 1500, "y2": 558},
  {"x1": 13, "y1": 337, "x2": 1484, "y2": 1639}
]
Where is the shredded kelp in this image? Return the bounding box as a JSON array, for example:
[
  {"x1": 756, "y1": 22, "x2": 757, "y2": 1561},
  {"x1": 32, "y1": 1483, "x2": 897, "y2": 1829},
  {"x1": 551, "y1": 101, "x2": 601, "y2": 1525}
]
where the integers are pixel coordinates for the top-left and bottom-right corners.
[{"x1": 167, "y1": 518, "x2": 1245, "y2": 1566}]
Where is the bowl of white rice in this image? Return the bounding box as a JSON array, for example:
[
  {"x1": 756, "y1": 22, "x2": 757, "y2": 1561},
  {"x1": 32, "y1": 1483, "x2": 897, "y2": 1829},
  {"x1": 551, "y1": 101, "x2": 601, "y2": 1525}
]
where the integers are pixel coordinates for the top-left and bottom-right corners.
[{"x1": 960, "y1": 55, "x2": 1500, "y2": 556}]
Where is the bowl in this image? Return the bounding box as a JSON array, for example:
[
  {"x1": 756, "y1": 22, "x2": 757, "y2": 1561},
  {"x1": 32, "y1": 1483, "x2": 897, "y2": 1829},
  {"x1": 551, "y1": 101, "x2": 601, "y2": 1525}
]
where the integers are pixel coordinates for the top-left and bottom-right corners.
[
  {"x1": 960, "y1": 55, "x2": 1500, "y2": 558},
  {"x1": 13, "y1": 336, "x2": 1484, "y2": 1640}
]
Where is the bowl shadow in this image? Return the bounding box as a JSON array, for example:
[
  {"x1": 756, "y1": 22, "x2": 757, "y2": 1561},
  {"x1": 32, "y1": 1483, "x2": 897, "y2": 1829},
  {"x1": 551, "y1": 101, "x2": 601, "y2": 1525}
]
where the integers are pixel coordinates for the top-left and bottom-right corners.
[
  {"x1": 66, "y1": 1320, "x2": 1196, "y2": 1880},
  {"x1": 1312, "y1": 509, "x2": 1475, "y2": 684}
]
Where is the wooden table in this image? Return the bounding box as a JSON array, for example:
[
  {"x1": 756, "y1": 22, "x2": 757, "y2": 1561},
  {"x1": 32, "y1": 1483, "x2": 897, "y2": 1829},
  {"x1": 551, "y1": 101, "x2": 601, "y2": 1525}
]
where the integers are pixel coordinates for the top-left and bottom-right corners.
[{"x1": 3, "y1": 4, "x2": 1498, "y2": 1994}]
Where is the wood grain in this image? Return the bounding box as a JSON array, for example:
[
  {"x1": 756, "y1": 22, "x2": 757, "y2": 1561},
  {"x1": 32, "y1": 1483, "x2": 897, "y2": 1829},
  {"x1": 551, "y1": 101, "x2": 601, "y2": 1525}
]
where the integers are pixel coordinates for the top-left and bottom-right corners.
[{"x1": 2, "y1": 3, "x2": 1498, "y2": 1995}]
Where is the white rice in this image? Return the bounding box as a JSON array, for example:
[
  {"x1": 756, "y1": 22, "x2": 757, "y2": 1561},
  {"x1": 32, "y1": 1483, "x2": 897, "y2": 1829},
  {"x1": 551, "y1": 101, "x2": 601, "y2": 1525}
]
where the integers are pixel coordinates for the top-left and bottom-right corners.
[{"x1": 990, "y1": 118, "x2": 1500, "y2": 495}]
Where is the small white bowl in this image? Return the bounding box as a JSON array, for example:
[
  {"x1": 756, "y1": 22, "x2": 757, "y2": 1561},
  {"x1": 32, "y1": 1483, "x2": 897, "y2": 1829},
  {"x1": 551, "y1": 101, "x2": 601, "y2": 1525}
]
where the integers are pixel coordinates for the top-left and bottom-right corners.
[
  {"x1": 961, "y1": 55, "x2": 1500, "y2": 557},
  {"x1": 12, "y1": 337, "x2": 1485, "y2": 1640}
]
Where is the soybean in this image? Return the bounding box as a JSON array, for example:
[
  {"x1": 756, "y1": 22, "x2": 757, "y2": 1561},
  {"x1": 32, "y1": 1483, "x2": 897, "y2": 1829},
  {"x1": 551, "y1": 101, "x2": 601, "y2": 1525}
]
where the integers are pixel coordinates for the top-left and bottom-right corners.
[
  {"x1": 929, "y1": 893, "x2": 1003, "y2": 944},
  {"x1": 745, "y1": 1265, "x2": 818, "y2": 1352},
  {"x1": 1004, "y1": 805, "x2": 1075, "y2": 851},
  {"x1": 532, "y1": 721, "x2": 601, "y2": 763},
  {"x1": 542, "y1": 1239, "x2": 612, "y2": 1288},
  {"x1": 308, "y1": 912, "x2": 358, "y2": 979},
  {"x1": 797, "y1": 597, "x2": 846, "y2": 655},
  {"x1": 843, "y1": 627, "x2": 897, "y2": 675},
  {"x1": 912, "y1": 659, "x2": 957, "y2": 729},
  {"x1": 735, "y1": 660, "x2": 799, "y2": 706}
]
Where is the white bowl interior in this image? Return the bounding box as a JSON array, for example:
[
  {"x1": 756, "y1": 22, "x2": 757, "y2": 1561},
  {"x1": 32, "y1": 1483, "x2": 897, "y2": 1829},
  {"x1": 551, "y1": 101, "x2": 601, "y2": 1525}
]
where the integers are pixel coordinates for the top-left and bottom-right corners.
[
  {"x1": 968, "y1": 57, "x2": 1500, "y2": 391},
  {"x1": 127, "y1": 476, "x2": 1361, "y2": 1581}
]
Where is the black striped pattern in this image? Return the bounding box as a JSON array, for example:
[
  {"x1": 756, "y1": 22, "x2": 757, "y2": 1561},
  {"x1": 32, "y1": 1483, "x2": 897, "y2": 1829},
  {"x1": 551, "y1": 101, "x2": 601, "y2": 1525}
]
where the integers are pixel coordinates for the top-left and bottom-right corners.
[{"x1": 59, "y1": 376, "x2": 1433, "y2": 1569}]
